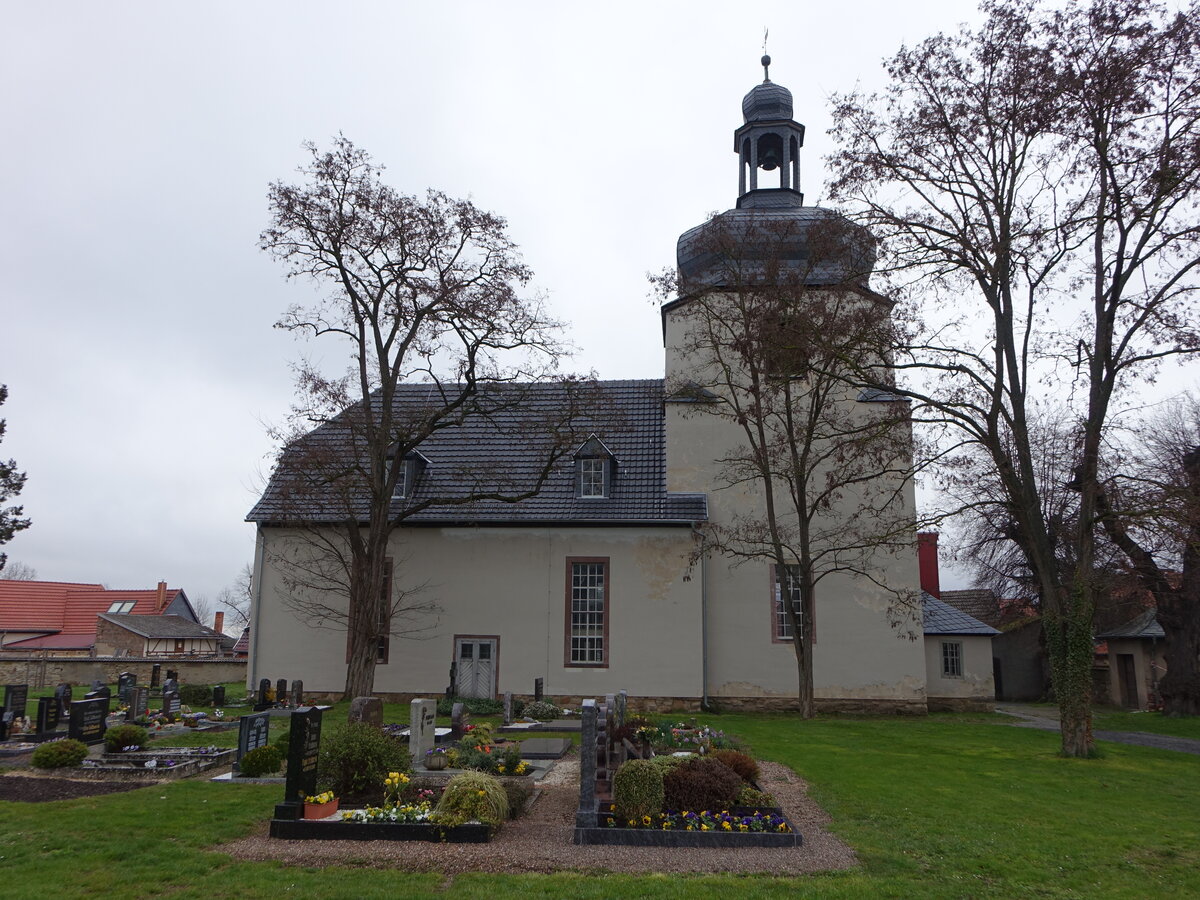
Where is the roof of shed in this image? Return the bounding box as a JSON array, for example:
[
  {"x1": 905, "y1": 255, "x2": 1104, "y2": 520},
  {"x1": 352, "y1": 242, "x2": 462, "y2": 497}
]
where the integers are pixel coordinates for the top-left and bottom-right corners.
[
  {"x1": 97, "y1": 614, "x2": 223, "y2": 640},
  {"x1": 1096, "y1": 609, "x2": 1164, "y2": 639},
  {"x1": 923, "y1": 592, "x2": 1000, "y2": 636},
  {"x1": 248, "y1": 379, "x2": 708, "y2": 526}
]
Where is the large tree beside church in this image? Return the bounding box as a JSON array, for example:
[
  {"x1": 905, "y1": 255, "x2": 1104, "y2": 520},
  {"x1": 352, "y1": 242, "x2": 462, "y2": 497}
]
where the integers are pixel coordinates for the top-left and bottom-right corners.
[
  {"x1": 828, "y1": 0, "x2": 1200, "y2": 754},
  {"x1": 0, "y1": 384, "x2": 30, "y2": 574},
  {"x1": 260, "y1": 137, "x2": 585, "y2": 700}
]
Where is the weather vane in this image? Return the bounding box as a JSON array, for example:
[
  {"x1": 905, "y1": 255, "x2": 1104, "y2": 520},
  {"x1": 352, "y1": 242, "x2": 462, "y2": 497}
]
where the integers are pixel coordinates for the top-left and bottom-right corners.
[{"x1": 761, "y1": 28, "x2": 771, "y2": 82}]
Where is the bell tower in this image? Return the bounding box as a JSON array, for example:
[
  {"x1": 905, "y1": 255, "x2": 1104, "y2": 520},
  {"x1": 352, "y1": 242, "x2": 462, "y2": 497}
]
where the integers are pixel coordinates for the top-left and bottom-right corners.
[{"x1": 735, "y1": 55, "x2": 806, "y2": 205}]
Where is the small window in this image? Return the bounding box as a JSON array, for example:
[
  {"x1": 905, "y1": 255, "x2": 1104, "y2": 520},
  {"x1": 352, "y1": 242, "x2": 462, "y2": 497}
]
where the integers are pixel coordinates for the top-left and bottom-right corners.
[
  {"x1": 772, "y1": 565, "x2": 814, "y2": 642},
  {"x1": 106, "y1": 600, "x2": 135, "y2": 614},
  {"x1": 579, "y1": 458, "x2": 607, "y2": 498},
  {"x1": 392, "y1": 459, "x2": 410, "y2": 499},
  {"x1": 941, "y1": 641, "x2": 963, "y2": 678}
]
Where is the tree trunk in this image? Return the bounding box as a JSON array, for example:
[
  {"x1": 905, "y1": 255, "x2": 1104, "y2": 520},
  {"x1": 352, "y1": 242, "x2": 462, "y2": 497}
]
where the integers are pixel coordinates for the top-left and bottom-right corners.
[{"x1": 1044, "y1": 584, "x2": 1096, "y2": 757}]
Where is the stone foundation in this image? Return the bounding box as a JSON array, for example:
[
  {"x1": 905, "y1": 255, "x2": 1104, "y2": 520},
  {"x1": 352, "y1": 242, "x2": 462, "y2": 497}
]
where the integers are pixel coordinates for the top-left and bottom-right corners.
[{"x1": 927, "y1": 696, "x2": 995, "y2": 713}]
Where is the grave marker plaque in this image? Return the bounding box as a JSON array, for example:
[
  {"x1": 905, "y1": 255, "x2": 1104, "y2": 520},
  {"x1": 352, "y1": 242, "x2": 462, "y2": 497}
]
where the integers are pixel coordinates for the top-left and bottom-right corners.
[
  {"x1": 276, "y1": 679, "x2": 288, "y2": 704},
  {"x1": 276, "y1": 705, "x2": 323, "y2": 820},
  {"x1": 290, "y1": 680, "x2": 303, "y2": 707},
  {"x1": 254, "y1": 678, "x2": 272, "y2": 711},
  {"x1": 117, "y1": 672, "x2": 137, "y2": 706},
  {"x1": 348, "y1": 696, "x2": 382, "y2": 726},
  {"x1": 411, "y1": 698, "x2": 437, "y2": 767},
  {"x1": 1, "y1": 684, "x2": 28, "y2": 739},
  {"x1": 127, "y1": 686, "x2": 149, "y2": 722},
  {"x1": 69, "y1": 696, "x2": 108, "y2": 745},
  {"x1": 162, "y1": 690, "x2": 181, "y2": 717},
  {"x1": 450, "y1": 701, "x2": 468, "y2": 740},
  {"x1": 36, "y1": 696, "x2": 59, "y2": 736},
  {"x1": 166, "y1": 669, "x2": 179, "y2": 683},
  {"x1": 150, "y1": 664, "x2": 161, "y2": 688},
  {"x1": 534, "y1": 677, "x2": 544, "y2": 702},
  {"x1": 212, "y1": 685, "x2": 226, "y2": 707},
  {"x1": 236, "y1": 710, "x2": 271, "y2": 771}
]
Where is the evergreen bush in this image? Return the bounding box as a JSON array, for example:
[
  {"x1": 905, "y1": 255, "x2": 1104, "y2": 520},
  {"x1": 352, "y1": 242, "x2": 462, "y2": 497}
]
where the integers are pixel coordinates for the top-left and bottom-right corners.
[
  {"x1": 431, "y1": 771, "x2": 509, "y2": 827},
  {"x1": 238, "y1": 744, "x2": 283, "y2": 777},
  {"x1": 178, "y1": 684, "x2": 212, "y2": 707},
  {"x1": 662, "y1": 756, "x2": 743, "y2": 812},
  {"x1": 612, "y1": 759, "x2": 665, "y2": 821},
  {"x1": 31, "y1": 739, "x2": 89, "y2": 769},
  {"x1": 318, "y1": 722, "x2": 410, "y2": 800},
  {"x1": 522, "y1": 700, "x2": 560, "y2": 720},
  {"x1": 103, "y1": 724, "x2": 149, "y2": 752}
]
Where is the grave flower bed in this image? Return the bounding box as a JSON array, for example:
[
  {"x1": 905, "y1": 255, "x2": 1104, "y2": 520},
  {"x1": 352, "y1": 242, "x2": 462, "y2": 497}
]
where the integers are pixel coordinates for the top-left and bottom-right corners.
[{"x1": 577, "y1": 806, "x2": 801, "y2": 847}]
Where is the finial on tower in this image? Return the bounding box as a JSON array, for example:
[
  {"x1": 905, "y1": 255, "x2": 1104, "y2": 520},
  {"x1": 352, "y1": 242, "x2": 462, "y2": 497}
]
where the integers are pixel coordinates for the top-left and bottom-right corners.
[{"x1": 761, "y1": 28, "x2": 771, "y2": 82}]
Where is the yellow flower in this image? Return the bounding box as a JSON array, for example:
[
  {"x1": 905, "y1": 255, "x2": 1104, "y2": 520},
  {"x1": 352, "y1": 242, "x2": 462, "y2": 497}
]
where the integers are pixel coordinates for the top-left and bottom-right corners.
[
  {"x1": 627, "y1": 819, "x2": 636, "y2": 827},
  {"x1": 478, "y1": 790, "x2": 486, "y2": 796},
  {"x1": 738, "y1": 824, "x2": 748, "y2": 832},
  {"x1": 722, "y1": 821, "x2": 732, "y2": 831},
  {"x1": 642, "y1": 815, "x2": 652, "y2": 826},
  {"x1": 700, "y1": 823, "x2": 710, "y2": 831}
]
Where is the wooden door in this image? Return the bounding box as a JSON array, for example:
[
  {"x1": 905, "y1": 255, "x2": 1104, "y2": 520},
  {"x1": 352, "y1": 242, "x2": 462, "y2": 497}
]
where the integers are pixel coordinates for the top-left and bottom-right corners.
[
  {"x1": 454, "y1": 637, "x2": 497, "y2": 699},
  {"x1": 1117, "y1": 653, "x2": 1139, "y2": 708}
]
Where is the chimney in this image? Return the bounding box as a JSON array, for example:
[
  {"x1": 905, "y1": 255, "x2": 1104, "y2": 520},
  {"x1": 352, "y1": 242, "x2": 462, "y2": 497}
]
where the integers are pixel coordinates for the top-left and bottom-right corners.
[
  {"x1": 214, "y1": 611, "x2": 224, "y2": 634},
  {"x1": 917, "y1": 532, "x2": 941, "y2": 598},
  {"x1": 156, "y1": 581, "x2": 167, "y2": 611}
]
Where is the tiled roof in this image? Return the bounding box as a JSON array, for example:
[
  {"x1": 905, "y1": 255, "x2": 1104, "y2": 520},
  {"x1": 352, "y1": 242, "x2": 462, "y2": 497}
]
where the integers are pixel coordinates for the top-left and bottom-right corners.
[
  {"x1": 232, "y1": 627, "x2": 250, "y2": 654},
  {"x1": 0, "y1": 580, "x2": 103, "y2": 630},
  {"x1": 4, "y1": 633, "x2": 96, "y2": 651},
  {"x1": 923, "y1": 592, "x2": 1000, "y2": 636},
  {"x1": 940, "y1": 589, "x2": 1001, "y2": 627},
  {"x1": 1096, "y1": 609, "x2": 1164, "y2": 639},
  {"x1": 97, "y1": 614, "x2": 222, "y2": 640},
  {"x1": 248, "y1": 379, "x2": 708, "y2": 526}
]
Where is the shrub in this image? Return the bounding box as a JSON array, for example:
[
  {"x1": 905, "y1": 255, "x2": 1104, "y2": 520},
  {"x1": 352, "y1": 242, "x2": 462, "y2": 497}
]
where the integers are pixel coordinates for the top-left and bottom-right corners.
[
  {"x1": 736, "y1": 784, "x2": 777, "y2": 808},
  {"x1": 436, "y1": 695, "x2": 504, "y2": 716},
  {"x1": 612, "y1": 759, "x2": 665, "y2": 821},
  {"x1": 432, "y1": 771, "x2": 509, "y2": 827},
  {"x1": 272, "y1": 727, "x2": 291, "y2": 754},
  {"x1": 649, "y1": 753, "x2": 688, "y2": 773},
  {"x1": 663, "y1": 756, "x2": 744, "y2": 812},
  {"x1": 500, "y1": 777, "x2": 534, "y2": 818},
  {"x1": 178, "y1": 684, "x2": 212, "y2": 707},
  {"x1": 238, "y1": 744, "x2": 283, "y2": 777},
  {"x1": 104, "y1": 724, "x2": 149, "y2": 752},
  {"x1": 522, "y1": 700, "x2": 559, "y2": 720},
  {"x1": 318, "y1": 722, "x2": 410, "y2": 800},
  {"x1": 31, "y1": 739, "x2": 89, "y2": 769},
  {"x1": 711, "y1": 748, "x2": 759, "y2": 783}
]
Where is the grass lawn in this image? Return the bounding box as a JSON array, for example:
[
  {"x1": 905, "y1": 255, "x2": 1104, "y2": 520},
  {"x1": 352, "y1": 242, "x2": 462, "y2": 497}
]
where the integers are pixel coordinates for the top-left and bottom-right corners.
[
  {"x1": 2, "y1": 712, "x2": 1196, "y2": 898},
  {"x1": 1092, "y1": 708, "x2": 1200, "y2": 740}
]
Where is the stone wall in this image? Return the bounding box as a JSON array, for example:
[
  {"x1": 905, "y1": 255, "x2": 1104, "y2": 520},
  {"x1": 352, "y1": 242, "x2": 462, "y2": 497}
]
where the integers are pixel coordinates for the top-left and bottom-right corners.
[
  {"x1": 927, "y1": 696, "x2": 994, "y2": 713},
  {"x1": 0, "y1": 655, "x2": 245, "y2": 688},
  {"x1": 94, "y1": 618, "x2": 144, "y2": 657}
]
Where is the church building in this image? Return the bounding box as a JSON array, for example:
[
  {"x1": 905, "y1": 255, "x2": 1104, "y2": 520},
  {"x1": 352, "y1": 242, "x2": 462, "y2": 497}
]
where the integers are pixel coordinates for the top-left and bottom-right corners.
[{"x1": 247, "y1": 62, "x2": 993, "y2": 712}]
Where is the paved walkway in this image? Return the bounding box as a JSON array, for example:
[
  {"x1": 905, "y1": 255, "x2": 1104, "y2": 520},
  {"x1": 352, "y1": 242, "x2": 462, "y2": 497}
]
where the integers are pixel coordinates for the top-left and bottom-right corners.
[{"x1": 996, "y1": 704, "x2": 1200, "y2": 755}]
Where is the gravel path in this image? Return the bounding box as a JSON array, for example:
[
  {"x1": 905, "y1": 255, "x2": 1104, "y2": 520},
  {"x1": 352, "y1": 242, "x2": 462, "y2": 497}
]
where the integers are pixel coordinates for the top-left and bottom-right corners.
[
  {"x1": 996, "y1": 705, "x2": 1200, "y2": 755},
  {"x1": 222, "y1": 755, "x2": 858, "y2": 875}
]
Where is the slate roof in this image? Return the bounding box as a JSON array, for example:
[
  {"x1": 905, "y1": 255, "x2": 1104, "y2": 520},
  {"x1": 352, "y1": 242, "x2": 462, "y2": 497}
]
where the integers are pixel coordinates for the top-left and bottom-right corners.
[
  {"x1": 940, "y1": 589, "x2": 1001, "y2": 627},
  {"x1": 922, "y1": 592, "x2": 1000, "y2": 636},
  {"x1": 1096, "y1": 609, "x2": 1164, "y2": 640},
  {"x1": 248, "y1": 379, "x2": 708, "y2": 527},
  {"x1": 97, "y1": 614, "x2": 223, "y2": 640}
]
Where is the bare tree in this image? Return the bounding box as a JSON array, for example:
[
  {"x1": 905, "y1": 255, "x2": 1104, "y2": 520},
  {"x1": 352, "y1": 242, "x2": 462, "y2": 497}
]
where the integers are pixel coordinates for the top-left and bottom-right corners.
[
  {"x1": 215, "y1": 563, "x2": 253, "y2": 629},
  {"x1": 0, "y1": 385, "x2": 30, "y2": 574},
  {"x1": 258, "y1": 137, "x2": 586, "y2": 699},
  {"x1": 656, "y1": 214, "x2": 921, "y2": 717},
  {"x1": 190, "y1": 594, "x2": 215, "y2": 629},
  {"x1": 829, "y1": 0, "x2": 1200, "y2": 755},
  {"x1": 1097, "y1": 395, "x2": 1200, "y2": 715},
  {"x1": 0, "y1": 560, "x2": 37, "y2": 580}
]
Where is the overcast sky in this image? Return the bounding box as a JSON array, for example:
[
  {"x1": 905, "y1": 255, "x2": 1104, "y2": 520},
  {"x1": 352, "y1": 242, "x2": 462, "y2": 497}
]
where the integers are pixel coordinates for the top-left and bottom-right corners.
[{"x1": 7, "y1": 1, "x2": 1188, "y2": 613}]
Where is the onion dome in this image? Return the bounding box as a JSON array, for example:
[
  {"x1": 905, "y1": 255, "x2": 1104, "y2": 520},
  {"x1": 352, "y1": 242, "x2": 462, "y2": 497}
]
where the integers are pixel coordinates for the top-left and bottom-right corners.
[{"x1": 742, "y1": 81, "x2": 793, "y2": 122}]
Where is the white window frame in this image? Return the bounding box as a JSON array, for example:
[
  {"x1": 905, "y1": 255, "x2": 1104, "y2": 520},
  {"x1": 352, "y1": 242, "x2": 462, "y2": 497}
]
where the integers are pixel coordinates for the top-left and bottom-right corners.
[
  {"x1": 941, "y1": 640, "x2": 963, "y2": 678},
  {"x1": 579, "y1": 458, "x2": 607, "y2": 498},
  {"x1": 392, "y1": 459, "x2": 410, "y2": 499},
  {"x1": 567, "y1": 559, "x2": 608, "y2": 666},
  {"x1": 773, "y1": 564, "x2": 802, "y2": 642}
]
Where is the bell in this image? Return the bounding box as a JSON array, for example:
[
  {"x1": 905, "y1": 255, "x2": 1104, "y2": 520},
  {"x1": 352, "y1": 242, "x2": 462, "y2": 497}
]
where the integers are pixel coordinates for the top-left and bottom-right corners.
[{"x1": 760, "y1": 148, "x2": 780, "y2": 171}]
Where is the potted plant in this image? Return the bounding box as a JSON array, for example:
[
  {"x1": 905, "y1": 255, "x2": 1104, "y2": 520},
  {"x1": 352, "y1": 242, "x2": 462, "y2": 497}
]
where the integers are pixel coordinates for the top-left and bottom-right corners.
[
  {"x1": 303, "y1": 790, "x2": 339, "y2": 819},
  {"x1": 425, "y1": 747, "x2": 449, "y2": 770}
]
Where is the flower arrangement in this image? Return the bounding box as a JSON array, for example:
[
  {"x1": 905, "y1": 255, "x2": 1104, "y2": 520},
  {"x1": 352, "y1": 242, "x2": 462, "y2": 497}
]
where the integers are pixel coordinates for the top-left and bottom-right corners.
[
  {"x1": 304, "y1": 790, "x2": 336, "y2": 805},
  {"x1": 425, "y1": 747, "x2": 449, "y2": 755},
  {"x1": 342, "y1": 772, "x2": 432, "y2": 824},
  {"x1": 213, "y1": 709, "x2": 224, "y2": 720},
  {"x1": 603, "y1": 809, "x2": 790, "y2": 833}
]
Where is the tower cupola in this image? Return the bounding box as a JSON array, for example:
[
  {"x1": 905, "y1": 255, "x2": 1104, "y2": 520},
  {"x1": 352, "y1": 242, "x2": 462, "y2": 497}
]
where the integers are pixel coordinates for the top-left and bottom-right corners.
[{"x1": 734, "y1": 55, "x2": 806, "y2": 203}]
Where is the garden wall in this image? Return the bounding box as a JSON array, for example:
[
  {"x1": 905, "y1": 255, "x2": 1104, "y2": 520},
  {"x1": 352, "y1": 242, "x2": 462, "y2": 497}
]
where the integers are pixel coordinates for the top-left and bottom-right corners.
[{"x1": 0, "y1": 656, "x2": 245, "y2": 688}]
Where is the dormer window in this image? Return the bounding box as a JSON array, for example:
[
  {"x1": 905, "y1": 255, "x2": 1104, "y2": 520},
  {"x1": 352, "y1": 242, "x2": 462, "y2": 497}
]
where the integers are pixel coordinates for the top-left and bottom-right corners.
[
  {"x1": 393, "y1": 459, "x2": 411, "y2": 498},
  {"x1": 574, "y1": 434, "x2": 616, "y2": 499},
  {"x1": 106, "y1": 600, "x2": 135, "y2": 614},
  {"x1": 387, "y1": 447, "x2": 429, "y2": 499}
]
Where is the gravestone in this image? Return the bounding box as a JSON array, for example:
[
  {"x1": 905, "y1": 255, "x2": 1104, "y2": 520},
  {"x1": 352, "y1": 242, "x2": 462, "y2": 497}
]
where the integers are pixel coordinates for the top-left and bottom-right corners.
[
  {"x1": 2, "y1": 684, "x2": 28, "y2": 741},
  {"x1": 450, "y1": 702, "x2": 468, "y2": 740},
  {"x1": 117, "y1": 672, "x2": 137, "y2": 706},
  {"x1": 275, "y1": 679, "x2": 288, "y2": 704},
  {"x1": 68, "y1": 696, "x2": 108, "y2": 745},
  {"x1": 36, "y1": 696, "x2": 59, "y2": 736},
  {"x1": 161, "y1": 677, "x2": 178, "y2": 700},
  {"x1": 503, "y1": 692, "x2": 513, "y2": 726},
  {"x1": 616, "y1": 690, "x2": 627, "y2": 730},
  {"x1": 254, "y1": 678, "x2": 273, "y2": 711},
  {"x1": 575, "y1": 699, "x2": 597, "y2": 828},
  {"x1": 127, "y1": 686, "x2": 149, "y2": 722},
  {"x1": 162, "y1": 689, "x2": 181, "y2": 718},
  {"x1": 446, "y1": 661, "x2": 457, "y2": 699},
  {"x1": 212, "y1": 685, "x2": 226, "y2": 707},
  {"x1": 348, "y1": 696, "x2": 383, "y2": 727},
  {"x1": 150, "y1": 664, "x2": 161, "y2": 688},
  {"x1": 411, "y1": 698, "x2": 437, "y2": 768},
  {"x1": 166, "y1": 669, "x2": 179, "y2": 683},
  {"x1": 519, "y1": 736, "x2": 573, "y2": 759},
  {"x1": 290, "y1": 680, "x2": 303, "y2": 707},
  {"x1": 54, "y1": 683, "x2": 72, "y2": 719},
  {"x1": 275, "y1": 705, "x2": 323, "y2": 820},
  {"x1": 236, "y1": 711, "x2": 271, "y2": 772},
  {"x1": 534, "y1": 677, "x2": 544, "y2": 702}
]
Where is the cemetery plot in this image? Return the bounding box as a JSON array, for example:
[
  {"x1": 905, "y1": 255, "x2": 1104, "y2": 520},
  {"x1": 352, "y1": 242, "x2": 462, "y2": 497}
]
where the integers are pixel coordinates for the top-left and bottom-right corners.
[{"x1": 79, "y1": 747, "x2": 237, "y2": 780}]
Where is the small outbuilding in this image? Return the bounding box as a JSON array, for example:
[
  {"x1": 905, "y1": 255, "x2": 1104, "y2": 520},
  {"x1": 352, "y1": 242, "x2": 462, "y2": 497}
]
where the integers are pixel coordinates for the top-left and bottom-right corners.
[{"x1": 1097, "y1": 610, "x2": 1165, "y2": 710}]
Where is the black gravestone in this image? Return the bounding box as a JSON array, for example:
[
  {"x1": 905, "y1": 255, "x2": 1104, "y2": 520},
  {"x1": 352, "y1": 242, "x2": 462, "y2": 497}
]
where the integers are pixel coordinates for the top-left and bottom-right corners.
[
  {"x1": 166, "y1": 669, "x2": 178, "y2": 683},
  {"x1": 534, "y1": 677, "x2": 544, "y2": 702},
  {"x1": 127, "y1": 686, "x2": 149, "y2": 722},
  {"x1": 117, "y1": 672, "x2": 137, "y2": 706},
  {"x1": 290, "y1": 680, "x2": 303, "y2": 707},
  {"x1": 161, "y1": 677, "x2": 178, "y2": 699},
  {"x1": 162, "y1": 690, "x2": 181, "y2": 718},
  {"x1": 212, "y1": 685, "x2": 226, "y2": 707},
  {"x1": 450, "y1": 702, "x2": 468, "y2": 740},
  {"x1": 254, "y1": 678, "x2": 273, "y2": 711},
  {"x1": 69, "y1": 696, "x2": 108, "y2": 745},
  {"x1": 276, "y1": 706, "x2": 323, "y2": 820},
  {"x1": 36, "y1": 696, "x2": 59, "y2": 736},
  {"x1": 236, "y1": 711, "x2": 271, "y2": 772},
  {"x1": 446, "y1": 661, "x2": 457, "y2": 699},
  {"x1": 54, "y1": 683, "x2": 72, "y2": 718},
  {"x1": 276, "y1": 679, "x2": 288, "y2": 704},
  {"x1": 150, "y1": 664, "x2": 161, "y2": 688},
  {"x1": 2, "y1": 684, "x2": 28, "y2": 739}
]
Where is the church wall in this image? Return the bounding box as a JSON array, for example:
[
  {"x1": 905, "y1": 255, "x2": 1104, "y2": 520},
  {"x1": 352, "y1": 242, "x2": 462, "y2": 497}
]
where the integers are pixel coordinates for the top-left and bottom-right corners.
[{"x1": 250, "y1": 524, "x2": 703, "y2": 701}]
